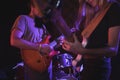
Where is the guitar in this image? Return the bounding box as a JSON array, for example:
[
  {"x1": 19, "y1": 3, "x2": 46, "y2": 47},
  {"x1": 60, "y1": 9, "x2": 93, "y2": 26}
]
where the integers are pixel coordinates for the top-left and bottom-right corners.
[{"x1": 21, "y1": 35, "x2": 63, "y2": 72}]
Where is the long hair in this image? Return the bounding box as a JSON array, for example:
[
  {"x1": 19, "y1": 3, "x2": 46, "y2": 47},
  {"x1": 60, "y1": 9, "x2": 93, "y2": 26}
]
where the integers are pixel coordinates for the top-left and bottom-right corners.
[{"x1": 76, "y1": 0, "x2": 117, "y2": 28}]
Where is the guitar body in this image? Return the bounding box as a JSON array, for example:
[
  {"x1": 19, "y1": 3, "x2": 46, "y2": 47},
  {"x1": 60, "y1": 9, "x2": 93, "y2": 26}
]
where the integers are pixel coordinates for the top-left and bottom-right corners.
[
  {"x1": 21, "y1": 49, "x2": 51, "y2": 73},
  {"x1": 21, "y1": 35, "x2": 55, "y2": 72}
]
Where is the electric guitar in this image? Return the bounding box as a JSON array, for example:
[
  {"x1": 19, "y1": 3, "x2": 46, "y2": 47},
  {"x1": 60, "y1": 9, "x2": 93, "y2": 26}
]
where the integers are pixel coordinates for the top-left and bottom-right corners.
[{"x1": 21, "y1": 35, "x2": 63, "y2": 72}]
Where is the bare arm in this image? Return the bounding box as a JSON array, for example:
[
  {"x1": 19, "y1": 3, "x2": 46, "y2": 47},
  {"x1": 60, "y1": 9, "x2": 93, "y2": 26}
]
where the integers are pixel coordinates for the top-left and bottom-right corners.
[
  {"x1": 82, "y1": 26, "x2": 120, "y2": 57},
  {"x1": 10, "y1": 28, "x2": 39, "y2": 50},
  {"x1": 62, "y1": 26, "x2": 120, "y2": 57}
]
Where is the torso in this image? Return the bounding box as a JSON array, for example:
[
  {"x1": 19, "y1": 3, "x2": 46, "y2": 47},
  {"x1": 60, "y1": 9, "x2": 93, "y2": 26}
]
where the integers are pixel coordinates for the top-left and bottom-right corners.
[{"x1": 83, "y1": 3, "x2": 120, "y2": 59}]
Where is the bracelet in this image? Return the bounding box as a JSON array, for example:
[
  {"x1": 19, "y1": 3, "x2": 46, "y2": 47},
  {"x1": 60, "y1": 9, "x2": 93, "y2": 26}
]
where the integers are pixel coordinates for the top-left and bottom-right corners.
[{"x1": 38, "y1": 44, "x2": 42, "y2": 51}]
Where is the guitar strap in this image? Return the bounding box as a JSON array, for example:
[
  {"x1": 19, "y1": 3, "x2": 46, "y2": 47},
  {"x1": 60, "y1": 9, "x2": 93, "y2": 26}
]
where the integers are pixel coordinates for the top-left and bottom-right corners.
[{"x1": 81, "y1": 3, "x2": 112, "y2": 39}]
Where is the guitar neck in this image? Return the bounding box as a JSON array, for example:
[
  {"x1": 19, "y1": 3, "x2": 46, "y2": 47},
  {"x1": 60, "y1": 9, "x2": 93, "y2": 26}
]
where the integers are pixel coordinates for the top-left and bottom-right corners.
[
  {"x1": 49, "y1": 35, "x2": 64, "y2": 49},
  {"x1": 56, "y1": 19, "x2": 74, "y2": 42},
  {"x1": 52, "y1": 11, "x2": 74, "y2": 42}
]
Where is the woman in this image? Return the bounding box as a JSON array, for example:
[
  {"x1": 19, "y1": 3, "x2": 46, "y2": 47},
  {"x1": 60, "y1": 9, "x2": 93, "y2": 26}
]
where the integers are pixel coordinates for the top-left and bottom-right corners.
[{"x1": 62, "y1": 0, "x2": 120, "y2": 80}]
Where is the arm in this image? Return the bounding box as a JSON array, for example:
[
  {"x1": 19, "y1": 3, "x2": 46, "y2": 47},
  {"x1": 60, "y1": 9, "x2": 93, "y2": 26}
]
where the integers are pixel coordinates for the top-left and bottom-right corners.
[
  {"x1": 62, "y1": 26, "x2": 120, "y2": 57},
  {"x1": 81, "y1": 26, "x2": 120, "y2": 57},
  {"x1": 10, "y1": 28, "x2": 40, "y2": 51},
  {"x1": 10, "y1": 28, "x2": 52, "y2": 54}
]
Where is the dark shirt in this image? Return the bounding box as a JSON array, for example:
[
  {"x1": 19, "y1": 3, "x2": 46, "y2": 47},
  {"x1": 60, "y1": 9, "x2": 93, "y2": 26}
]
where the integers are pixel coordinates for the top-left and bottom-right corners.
[{"x1": 86, "y1": 3, "x2": 120, "y2": 48}]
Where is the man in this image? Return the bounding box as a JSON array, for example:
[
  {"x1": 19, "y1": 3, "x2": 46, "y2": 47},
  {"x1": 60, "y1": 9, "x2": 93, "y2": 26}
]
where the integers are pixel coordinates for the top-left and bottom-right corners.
[{"x1": 10, "y1": 0, "x2": 54, "y2": 80}]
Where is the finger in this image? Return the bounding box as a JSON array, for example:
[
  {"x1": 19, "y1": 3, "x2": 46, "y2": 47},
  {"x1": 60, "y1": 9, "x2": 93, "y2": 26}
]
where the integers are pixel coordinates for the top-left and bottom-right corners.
[
  {"x1": 63, "y1": 39, "x2": 73, "y2": 46},
  {"x1": 62, "y1": 44, "x2": 70, "y2": 51},
  {"x1": 73, "y1": 34, "x2": 79, "y2": 42},
  {"x1": 62, "y1": 45, "x2": 67, "y2": 51}
]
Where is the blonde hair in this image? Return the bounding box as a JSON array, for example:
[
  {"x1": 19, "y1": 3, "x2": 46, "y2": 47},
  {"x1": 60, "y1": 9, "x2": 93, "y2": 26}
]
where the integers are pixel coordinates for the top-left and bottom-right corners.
[{"x1": 76, "y1": 0, "x2": 115, "y2": 28}]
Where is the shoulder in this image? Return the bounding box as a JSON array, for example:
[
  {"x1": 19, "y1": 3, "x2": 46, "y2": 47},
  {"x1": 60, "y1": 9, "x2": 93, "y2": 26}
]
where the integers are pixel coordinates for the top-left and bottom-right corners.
[
  {"x1": 15, "y1": 15, "x2": 27, "y2": 21},
  {"x1": 107, "y1": 2, "x2": 120, "y2": 16},
  {"x1": 17, "y1": 15, "x2": 32, "y2": 20},
  {"x1": 16, "y1": 15, "x2": 33, "y2": 22},
  {"x1": 107, "y1": 3, "x2": 120, "y2": 27},
  {"x1": 109, "y1": 2, "x2": 120, "y2": 11}
]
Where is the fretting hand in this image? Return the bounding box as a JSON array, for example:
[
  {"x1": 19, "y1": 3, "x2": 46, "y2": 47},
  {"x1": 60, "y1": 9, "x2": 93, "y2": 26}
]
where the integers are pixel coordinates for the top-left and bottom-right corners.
[
  {"x1": 62, "y1": 34, "x2": 84, "y2": 54},
  {"x1": 39, "y1": 44, "x2": 53, "y2": 55}
]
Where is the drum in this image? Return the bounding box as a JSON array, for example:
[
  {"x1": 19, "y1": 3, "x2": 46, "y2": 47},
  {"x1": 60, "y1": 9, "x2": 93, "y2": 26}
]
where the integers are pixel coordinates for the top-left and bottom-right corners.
[
  {"x1": 57, "y1": 53, "x2": 73, "y2": 68},
  {"x1": 52, "y1": 53, "x2": 76, "y2": 80}
]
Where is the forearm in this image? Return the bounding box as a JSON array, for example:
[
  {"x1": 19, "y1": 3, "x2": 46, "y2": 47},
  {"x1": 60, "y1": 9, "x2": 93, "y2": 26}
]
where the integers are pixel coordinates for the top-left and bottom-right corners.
[
  {"x1": 80, "y1": 46, "x2": 117, "y2": 57},
  {"x1": 10, "y1": 37, "x2": 39, "y2": 51}
]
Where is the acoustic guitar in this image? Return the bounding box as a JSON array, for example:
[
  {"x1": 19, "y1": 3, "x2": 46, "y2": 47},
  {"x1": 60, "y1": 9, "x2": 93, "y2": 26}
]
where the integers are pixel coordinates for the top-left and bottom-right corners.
[{"x1": 21, "y1": 35, "x2": 63, "y2": 72}]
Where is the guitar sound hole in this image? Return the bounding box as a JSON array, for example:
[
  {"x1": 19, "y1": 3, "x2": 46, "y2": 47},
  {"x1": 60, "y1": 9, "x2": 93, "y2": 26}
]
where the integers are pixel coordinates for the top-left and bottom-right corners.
[
  {"x1": 46, "y1": 56, "x2": 50, "y2": 59},
  {"x1": 37, "y1": 60, "x2": 41, "y2": 63}
]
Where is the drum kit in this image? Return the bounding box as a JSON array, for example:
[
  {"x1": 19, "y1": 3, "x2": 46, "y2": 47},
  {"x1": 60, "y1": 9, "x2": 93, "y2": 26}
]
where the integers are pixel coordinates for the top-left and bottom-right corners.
[{"x1": 52, "y1": 53, "x2": 79, "y2": 80}]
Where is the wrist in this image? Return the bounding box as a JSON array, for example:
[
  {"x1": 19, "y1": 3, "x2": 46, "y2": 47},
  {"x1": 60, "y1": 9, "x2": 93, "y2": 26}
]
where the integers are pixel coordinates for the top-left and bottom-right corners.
[
  {"x1": 75, "y1": 54, "x2": 82, "y2": 61},
  {"x1": 74, "y1": 59, "x2": 79, "y2": 62}
]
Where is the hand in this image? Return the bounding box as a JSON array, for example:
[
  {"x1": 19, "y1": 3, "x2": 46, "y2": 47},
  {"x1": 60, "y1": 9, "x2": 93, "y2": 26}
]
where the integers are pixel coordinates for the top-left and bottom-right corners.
[
  {"x1": 72, "y1": 54, "x2": 82, "y2": 66},
  {"x1": 62, "y1": 34, "x2": 83, "y2": 54},
  {"x1": 72, "y1": 60, "x2": 78, "y2": 67},
  {"x1": 40, "y1": 44, "x2": 53, "y2": 55}
]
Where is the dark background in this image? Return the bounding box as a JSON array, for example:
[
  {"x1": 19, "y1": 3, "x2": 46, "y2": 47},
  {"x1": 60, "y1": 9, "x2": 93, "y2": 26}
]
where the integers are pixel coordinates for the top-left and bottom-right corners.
[
  {"x1": 0, "y1": 0, "x2": 31, "y2": 79},
  {"x1": 0, "y1": 0, "x2": 120, "y2": 80},
  {"x1": 0, "y1": 0, "x2": 28, "y2": 69}
]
